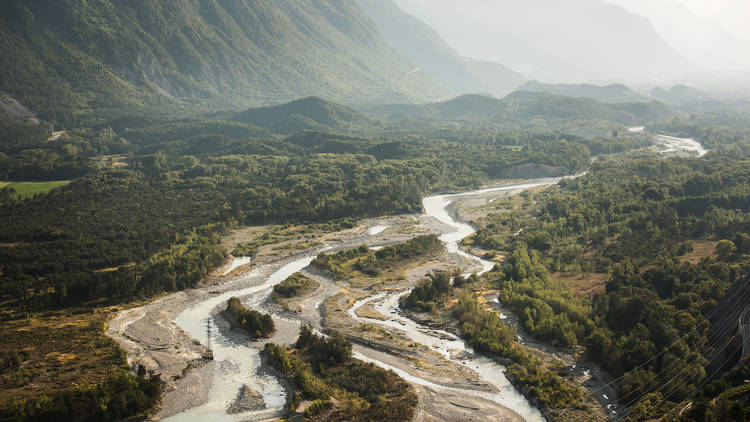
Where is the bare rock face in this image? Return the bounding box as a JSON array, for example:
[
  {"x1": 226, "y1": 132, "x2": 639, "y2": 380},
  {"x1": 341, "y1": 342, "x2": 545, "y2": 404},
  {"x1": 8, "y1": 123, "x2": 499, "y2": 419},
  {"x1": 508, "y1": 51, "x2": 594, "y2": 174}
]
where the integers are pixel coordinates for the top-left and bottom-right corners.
[
  {"x1": 0, "y1": 93, "x2": 39, "y2": 124},
  {"x1": 227, "y1": 384, "x2": 265, "y2": 414}
]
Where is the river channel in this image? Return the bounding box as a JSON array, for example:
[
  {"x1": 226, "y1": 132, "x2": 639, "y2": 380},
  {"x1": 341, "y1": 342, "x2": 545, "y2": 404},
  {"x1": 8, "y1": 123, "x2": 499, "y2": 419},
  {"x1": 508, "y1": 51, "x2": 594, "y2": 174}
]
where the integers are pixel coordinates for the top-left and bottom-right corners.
[{"x1": 163, "y1": 178, "x2": 571, "y2": 421}]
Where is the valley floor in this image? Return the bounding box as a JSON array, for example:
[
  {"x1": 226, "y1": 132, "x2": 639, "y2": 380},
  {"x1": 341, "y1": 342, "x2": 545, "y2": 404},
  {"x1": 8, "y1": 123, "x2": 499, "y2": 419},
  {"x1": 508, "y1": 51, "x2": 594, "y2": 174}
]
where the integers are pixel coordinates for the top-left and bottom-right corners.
[{"x1": 106, "y1": 179, "x2": 609, "y2": 422}]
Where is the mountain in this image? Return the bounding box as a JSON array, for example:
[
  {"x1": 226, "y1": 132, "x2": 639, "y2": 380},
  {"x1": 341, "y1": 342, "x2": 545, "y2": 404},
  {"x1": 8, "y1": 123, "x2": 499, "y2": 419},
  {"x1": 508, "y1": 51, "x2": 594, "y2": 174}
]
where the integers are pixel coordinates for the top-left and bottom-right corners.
[
  {"x1": 0, "y1": 0, "x2": 448, "y2": 126},
  {"x1": 357, "y1": 0, "x2": 525, "y2": 97},
  {"x1": 605, "y1": 0, "x2": 750, "y2": 72},
  {"x1": 366, "y1": 92, "x2": 673, "y2": 126},
  {"x1": 651, "y1": 85, "x2": 716, "y2": 105},
  {"x1": 234, "y1": 97, "x2": 373, "y2": 136},
  {"x1": 394, "y1": 0, "x2": 694, "y2": 83},
  {"x1": 518, "y1": 81, "x2": 651, "y2": 103}
]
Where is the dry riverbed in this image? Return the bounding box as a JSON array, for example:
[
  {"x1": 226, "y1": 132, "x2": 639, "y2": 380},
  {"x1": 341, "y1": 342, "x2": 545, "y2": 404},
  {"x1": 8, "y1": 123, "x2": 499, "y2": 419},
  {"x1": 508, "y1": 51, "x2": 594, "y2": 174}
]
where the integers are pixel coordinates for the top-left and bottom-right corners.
[
  {"x1": 107, "y1": 213, "x2": 521, "y2": 420},
  {"x1": 107, "y1": 178, "x2": 593, "y2": 421}
]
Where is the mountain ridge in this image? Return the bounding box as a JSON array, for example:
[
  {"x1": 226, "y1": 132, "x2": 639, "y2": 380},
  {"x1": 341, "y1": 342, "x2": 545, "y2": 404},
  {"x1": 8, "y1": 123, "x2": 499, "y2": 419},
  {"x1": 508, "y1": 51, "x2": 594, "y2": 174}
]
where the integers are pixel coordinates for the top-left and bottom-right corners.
[
  {"x1": 0, "y1": 0, "x2": 449, "y2": 126},
  {"x1": 518, "y1": 81, "x2": 652, "y2": 103},
  {"x1": 394, "y1": 0, "x2": 694, "y2": 83},
  {"x1": 358, "y1": 0, "x2": 526, "y2": 96},
  {"x1": 234, "y1": 96, "x2": 373, "y2": 135}
]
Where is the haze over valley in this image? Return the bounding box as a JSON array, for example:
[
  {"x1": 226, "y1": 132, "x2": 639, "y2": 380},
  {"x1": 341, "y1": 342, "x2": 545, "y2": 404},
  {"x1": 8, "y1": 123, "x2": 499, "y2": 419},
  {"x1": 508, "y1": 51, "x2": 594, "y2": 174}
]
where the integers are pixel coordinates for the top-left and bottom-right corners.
[{"x1": 1, "y1": 1, "x2": 750, "y2": 422}]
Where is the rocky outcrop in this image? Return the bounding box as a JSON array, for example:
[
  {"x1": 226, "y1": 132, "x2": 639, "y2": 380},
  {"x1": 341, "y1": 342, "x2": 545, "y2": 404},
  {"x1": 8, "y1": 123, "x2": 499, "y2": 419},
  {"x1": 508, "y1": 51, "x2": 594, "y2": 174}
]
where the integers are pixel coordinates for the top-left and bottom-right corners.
[{"x1": 226, "y1": 384, "x2": 265, "y2": 414}]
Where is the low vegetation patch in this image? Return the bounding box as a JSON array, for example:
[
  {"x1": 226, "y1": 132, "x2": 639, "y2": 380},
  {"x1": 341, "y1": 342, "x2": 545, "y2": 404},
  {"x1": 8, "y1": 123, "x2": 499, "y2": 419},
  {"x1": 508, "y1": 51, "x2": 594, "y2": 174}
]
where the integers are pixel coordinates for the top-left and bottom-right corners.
[
  {"x1": 401, "y1": 270, "x2": 478, "y2": 312},
  {"x1": 549, "y1": 272, "x2": 607, "y2": 297},
  {"x1": 232, "y1": 220, "x2": 356, "y2": 257},
  {"x1": 272, "y1": 273, "x2": 319, "y2": 301},
  {"x1": 264, "y1": 325, "x2": 417, "y2": 421},
  {"x1": 312, "y1": 235, "x2": 441, "y2": 279},
  {"x1": 0, "y1": 307, "x2": 161, "y2": 421},
  {"x1": 0, "y1": 180, "x2": 71, "y2": 198}
]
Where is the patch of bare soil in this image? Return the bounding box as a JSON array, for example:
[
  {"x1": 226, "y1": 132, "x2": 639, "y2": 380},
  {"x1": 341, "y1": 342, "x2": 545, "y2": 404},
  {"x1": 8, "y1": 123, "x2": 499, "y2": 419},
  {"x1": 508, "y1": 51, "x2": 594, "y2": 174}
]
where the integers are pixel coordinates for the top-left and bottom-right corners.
[
  {"x1": 680, "y1": 240, "x2": 718, "y2": 264},
  {"x1": 551, "y1": 272, "x2": 608, "y2": 297}
]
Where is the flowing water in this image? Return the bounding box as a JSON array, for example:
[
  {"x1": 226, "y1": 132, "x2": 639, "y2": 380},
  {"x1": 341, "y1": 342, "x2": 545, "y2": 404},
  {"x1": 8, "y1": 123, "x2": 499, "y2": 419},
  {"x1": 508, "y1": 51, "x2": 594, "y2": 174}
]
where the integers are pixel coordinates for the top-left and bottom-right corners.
[
  {"x1": 654, "y1": 134, "x2": 708, "y2": 157},
  {"x1": 165, "y1": 257, "x2": 319, "y2": 421},
  {"x1": 164, "y1": 177, "x2": 575, "y2": 421},
  {"x1": 152, "y1": 125, "x2": 709, "y2": 421},
  {"x1": 627, "y1": 127, "x2": 708, "y2": 157},
  {"x1": 346, "y1": 180, "x2": 572, "y2": 422}
]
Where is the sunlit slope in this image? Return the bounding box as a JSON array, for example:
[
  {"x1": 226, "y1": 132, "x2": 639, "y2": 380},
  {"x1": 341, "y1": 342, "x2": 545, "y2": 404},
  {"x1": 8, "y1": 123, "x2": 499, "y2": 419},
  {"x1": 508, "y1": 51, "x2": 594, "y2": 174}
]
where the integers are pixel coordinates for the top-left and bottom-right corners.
[{"x1": 0, "y1": 0, "x2": 448, "y2": 125}]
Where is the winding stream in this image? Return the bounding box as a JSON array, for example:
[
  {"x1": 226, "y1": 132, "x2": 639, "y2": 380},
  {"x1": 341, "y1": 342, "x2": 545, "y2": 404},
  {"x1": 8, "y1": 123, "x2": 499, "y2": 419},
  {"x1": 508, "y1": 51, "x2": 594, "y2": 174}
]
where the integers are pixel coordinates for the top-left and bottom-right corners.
[
  {"x1": 165, "y1": 257, "x2": 319, "y2": 421},
  {"x1": 347, "y1": 180, "x2": 570, "y2": 422},
  {"x1": 654, "y1": 134, "x2": 708, "y2": 157},
  {"x1": 627, "y1": 126, "x2": 708, "y2": 157},
  {"x1": 163, "y1": 177, "x2": 575, "y2": 422}
]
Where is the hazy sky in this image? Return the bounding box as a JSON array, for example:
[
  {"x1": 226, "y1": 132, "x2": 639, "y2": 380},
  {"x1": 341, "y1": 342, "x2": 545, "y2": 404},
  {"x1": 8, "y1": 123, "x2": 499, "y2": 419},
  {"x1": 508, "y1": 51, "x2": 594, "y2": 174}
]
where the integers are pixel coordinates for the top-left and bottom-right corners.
[
  {"x1": 656, "y1": 0, "x2": 750, "y2": 43},
  {"x1": 395, "y1": 0, "x2": 750, "y2": 82}
]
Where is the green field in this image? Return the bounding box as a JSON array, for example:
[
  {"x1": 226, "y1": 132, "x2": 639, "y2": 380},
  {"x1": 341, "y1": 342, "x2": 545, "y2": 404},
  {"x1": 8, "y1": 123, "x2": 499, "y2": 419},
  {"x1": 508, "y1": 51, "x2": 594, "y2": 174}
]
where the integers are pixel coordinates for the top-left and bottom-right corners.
[{"x1": 0, "y1": 181, "x2": 71, "y2": 198}]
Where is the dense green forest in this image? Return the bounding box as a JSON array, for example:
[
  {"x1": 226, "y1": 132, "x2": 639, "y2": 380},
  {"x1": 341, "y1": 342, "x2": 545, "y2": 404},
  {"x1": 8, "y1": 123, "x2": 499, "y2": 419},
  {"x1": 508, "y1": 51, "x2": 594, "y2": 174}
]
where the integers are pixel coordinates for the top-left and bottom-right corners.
[
  {"x1": 465, "y1": 149, "x2": 750, "y2": 419},
  {"x1": 264, "y1": 325, "x2": 417, "y2": 421},
  {"x1": 0, "y1": 0, "x2": 447, "y2": 126}
]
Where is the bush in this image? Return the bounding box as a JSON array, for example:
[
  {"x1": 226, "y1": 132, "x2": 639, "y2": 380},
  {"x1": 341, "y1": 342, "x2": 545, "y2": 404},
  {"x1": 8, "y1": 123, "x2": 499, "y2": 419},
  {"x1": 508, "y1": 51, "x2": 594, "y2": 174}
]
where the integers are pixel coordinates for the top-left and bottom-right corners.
[{"x1": 226, "y1": 297, "x2": 274, "y2": 338}]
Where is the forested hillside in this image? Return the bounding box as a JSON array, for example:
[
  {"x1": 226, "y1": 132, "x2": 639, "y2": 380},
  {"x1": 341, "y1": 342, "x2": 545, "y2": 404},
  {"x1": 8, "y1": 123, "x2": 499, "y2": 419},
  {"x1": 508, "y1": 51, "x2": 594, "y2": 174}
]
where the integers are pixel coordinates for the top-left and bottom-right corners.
[
  {"x1": 468, "y1": 145, "x2": 750, "y2": 419},
  {"x1": 233, "y1": 97, "x2": 374, "y2": 136},
  {"x1": 1, "y1": 0, "x2": 750, "y2": 421},
  {"x1": 518, "y1": 81, "x2": 651, "y2": 104},
  {"x1": 0, "y1": 0, "x2": 447, "y2": 126},
  {"x1": 365, "y1": 92, "x2": 674, "y2": 138},
  {"x1": 366, "y1": 93, "x2": 672, "y2": 123}
]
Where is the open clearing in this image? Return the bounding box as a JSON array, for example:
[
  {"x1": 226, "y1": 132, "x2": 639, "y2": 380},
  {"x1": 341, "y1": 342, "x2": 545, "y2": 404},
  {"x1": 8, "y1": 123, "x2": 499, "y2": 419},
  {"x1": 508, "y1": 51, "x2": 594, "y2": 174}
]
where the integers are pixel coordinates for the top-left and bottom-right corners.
[
  {"x1": 1, "y1": 180, "x2": 71, "y2": 198},
  {"x1": 680, "y1": 240, "x2": 718, "y2": 264},
  {"x1": 551, "y1": 272, "x2": 608, "y2": 297}
]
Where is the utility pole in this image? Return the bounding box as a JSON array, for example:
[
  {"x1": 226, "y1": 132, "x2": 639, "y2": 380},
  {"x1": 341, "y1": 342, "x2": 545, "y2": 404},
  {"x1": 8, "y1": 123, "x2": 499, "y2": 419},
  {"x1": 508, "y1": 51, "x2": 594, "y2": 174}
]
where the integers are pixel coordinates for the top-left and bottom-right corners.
[{"x1": 203, "y1": 317, "x2": 214, "y2": 360}]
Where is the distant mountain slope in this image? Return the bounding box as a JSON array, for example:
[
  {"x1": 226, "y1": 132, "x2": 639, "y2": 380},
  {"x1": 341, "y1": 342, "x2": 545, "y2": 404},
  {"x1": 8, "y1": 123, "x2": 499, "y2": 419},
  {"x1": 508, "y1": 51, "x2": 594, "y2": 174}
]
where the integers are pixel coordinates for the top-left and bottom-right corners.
[
  {"x1": 651, "y1": 85, "x2": 716, "y2": 104},
  {"x1": 234, "y1": 97, "x2": 373, "y2": 136},
  {"x1": 358, "y1": 0, "x2": 525, "y2": 96},
  {"x1": 366, "y1": 93, "x2": 673, "y2": 126},
  {"x1": 518, "y1": 81, "x2": 651, "y2": 103},
  {"x1": 394, "y1": 0, "x2": 694, "y2": 83},
  {"x1": 606, "y1": 0, "x2": 750, "y2": 72},
  {"x1": 0, "y1": 0, "x2": 448, "y2": 126}
]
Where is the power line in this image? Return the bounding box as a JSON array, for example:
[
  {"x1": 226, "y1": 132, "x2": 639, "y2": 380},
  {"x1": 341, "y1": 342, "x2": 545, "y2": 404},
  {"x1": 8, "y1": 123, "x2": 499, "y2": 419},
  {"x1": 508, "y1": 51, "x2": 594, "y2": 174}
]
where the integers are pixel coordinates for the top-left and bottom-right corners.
[
  {"x1": 540, "y1": 277, "x2": 750, "y2": 420},
  {"x1": 615, "y1": 300, "x2": 746, "y2": 407},
  {"x1": 615, "y1": 316, "x2": 740, "y2": 417},
  {"x1": 627, "y1": 343, "x2": 742, "y2": 421},
  {"x1": 591, "y1": 278, "x2": 750, "y2": 393}
]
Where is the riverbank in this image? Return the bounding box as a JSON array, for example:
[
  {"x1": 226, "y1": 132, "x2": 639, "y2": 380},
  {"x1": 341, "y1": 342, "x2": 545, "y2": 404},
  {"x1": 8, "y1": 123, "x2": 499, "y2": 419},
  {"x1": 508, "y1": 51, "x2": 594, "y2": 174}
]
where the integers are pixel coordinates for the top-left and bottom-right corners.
[
  {"x1": 106, "y1": 177, "x2": 583, "y2": 421},
  {"x1": 107, "y1": 212, "x2": 478, "y2": 420}
]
